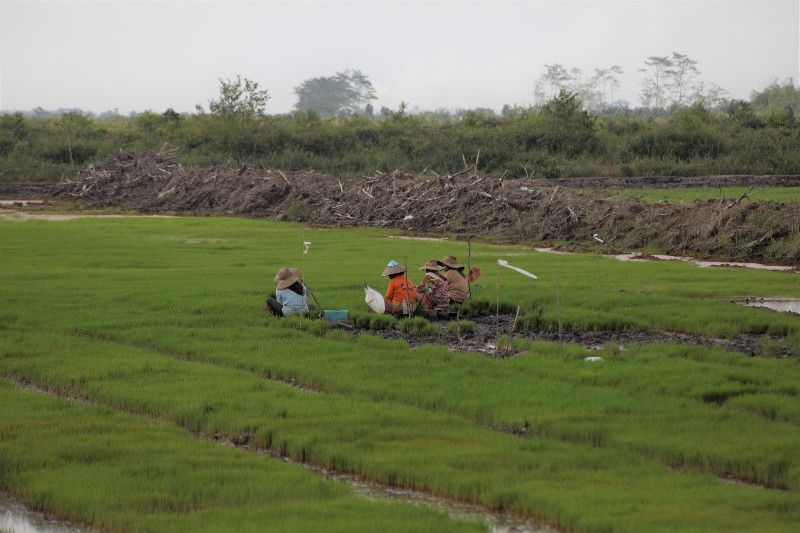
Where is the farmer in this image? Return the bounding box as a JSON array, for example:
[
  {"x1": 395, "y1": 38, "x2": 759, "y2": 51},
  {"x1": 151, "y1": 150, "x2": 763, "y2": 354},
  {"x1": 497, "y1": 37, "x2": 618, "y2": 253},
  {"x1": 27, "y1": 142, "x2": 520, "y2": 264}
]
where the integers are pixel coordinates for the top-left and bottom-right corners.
[
  {"x1": 415, "y1": 259, "x2": 449, "y2": 315},
  {"x1": 382, "y1": 260, "x2": 416, "y2": 315},
  {"x1": 437, "y1": 256, "x2": 469, "y2": 305},
  {"x1": 265, "y1": 267, "x2": 310, "y2": 317}
]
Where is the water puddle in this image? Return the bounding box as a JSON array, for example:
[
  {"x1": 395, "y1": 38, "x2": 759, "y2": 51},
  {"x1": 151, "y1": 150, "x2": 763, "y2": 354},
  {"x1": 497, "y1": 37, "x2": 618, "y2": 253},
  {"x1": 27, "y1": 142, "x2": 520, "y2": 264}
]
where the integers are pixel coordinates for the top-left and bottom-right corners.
[
  {"x1": 0, "y1": 213, "x2": 177, "y2": 222},
  {"x1": 323, "y1": 471, "x2": 554, "y2": 532},
  {"x1": 735, "y1": 298, "x2": 800, "y2": 315},
  {"x1": 387, "y1": 235, "x2": 448, "y2": 241},
  {"x1": 0, "y1": 494, "x2": 84, "y2": 533},
  {"x1": 0, "y1": 199, "x2": 45, "y2": 207},
  {"x1": 609, "y1": 253, "x2": 799, "y2": 271}
]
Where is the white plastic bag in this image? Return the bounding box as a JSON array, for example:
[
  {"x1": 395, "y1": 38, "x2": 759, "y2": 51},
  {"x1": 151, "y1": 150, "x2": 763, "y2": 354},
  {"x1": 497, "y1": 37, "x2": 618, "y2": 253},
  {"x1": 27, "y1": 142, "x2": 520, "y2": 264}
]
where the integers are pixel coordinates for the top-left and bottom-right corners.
[{"x1": 364, "y1": 285, "x2": 385, "y2": 314}]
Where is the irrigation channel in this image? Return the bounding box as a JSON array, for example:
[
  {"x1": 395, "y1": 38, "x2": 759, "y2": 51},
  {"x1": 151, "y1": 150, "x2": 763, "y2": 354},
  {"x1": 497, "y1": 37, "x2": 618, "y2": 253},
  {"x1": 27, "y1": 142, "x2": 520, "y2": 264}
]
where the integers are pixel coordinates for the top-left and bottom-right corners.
[{"x1": 8, "y1": 379, "x2": 554, "y2": 533}]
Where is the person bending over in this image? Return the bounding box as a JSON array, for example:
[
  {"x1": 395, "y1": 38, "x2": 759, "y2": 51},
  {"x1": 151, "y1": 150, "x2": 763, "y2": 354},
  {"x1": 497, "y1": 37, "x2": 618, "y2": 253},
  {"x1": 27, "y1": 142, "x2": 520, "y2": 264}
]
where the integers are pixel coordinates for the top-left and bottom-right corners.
[{"x1": 437, "y1": 256, "x2": 469, "y2": 305}]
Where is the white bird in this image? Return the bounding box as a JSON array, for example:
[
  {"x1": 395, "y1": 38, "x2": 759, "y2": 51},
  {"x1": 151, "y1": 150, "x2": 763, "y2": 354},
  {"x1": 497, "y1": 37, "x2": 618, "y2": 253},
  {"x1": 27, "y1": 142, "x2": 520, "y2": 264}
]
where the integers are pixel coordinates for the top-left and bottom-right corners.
[
  {"x1": 592, "y1": 233, "x2": 605, "y2": 244},
  {"x1": 303, "y1": 241, "x2": 311, "y2": 255},
  {"x1": 403, "y1": 214, "x2": 414, "y2": 220}
]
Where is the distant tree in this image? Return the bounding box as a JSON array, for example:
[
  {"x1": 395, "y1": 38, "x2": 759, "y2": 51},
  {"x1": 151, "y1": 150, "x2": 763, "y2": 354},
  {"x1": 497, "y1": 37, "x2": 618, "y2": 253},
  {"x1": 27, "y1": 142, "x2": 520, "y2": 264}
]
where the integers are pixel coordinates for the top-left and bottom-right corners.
[
  {"x1": 750, "y1": 78, "x2": 800, "y2": 114},
  {"x1": 591, "y1": 65, "x2": 624, "y2": 107},
  {"x1": 293, "y1": 69, "x2": 377, "y2": 116},
  {"x1": 56, "y1": 112, "x2": 94, "y2": 165},
  {"x1": 534, "y1": 64, "x2": 573, "y2": 105},
  {"x1": 196, "y1": 75, "x2": 270, "y2": 164},
  {"x1": 365, "y1": 102, "x2": 374, "y2": 117},
  {"x1": 639, "y1": 56, "x2": 672, "y2": 109},
  {"x1": 379, "y1": 106, "x2": 393, "y2": 117},
  {"x1": 162, "y1": 108, "x2": 181, "y2": 123},
  {"x1": 199, "y1": 75, "x2": 269, "y2": 118},
  {"x1": 690, "y1": 82, "x2": 729, "y2": 109},
  {"x1": 666, "y1": 52, "x2": 699, "y2": 106}
]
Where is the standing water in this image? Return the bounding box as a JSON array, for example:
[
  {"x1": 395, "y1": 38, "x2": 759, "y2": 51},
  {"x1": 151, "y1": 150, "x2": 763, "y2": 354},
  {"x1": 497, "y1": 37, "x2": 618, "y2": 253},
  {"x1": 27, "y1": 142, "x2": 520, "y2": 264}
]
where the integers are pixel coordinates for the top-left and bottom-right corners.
[{"x1": 0, "y1": 495, "x2": 84, "y2": 533}]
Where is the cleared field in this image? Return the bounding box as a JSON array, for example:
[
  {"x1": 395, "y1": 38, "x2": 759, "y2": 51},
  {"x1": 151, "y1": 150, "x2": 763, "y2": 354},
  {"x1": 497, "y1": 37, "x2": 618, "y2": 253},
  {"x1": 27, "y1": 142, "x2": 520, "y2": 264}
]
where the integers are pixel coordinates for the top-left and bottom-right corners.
[
  {"x1": 610, "y1": 185, "x2": 800, "y2": 204},
  {"x1": 2, "y1": 216, "x2": 800, "y2": 531}
]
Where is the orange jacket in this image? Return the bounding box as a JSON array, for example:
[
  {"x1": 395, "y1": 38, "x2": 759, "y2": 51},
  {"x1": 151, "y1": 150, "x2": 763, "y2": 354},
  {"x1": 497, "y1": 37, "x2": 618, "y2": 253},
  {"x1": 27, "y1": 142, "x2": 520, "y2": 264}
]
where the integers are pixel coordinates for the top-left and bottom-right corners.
[{"x1": 386, "y1": 276, "x2": 416, "y2": 304}]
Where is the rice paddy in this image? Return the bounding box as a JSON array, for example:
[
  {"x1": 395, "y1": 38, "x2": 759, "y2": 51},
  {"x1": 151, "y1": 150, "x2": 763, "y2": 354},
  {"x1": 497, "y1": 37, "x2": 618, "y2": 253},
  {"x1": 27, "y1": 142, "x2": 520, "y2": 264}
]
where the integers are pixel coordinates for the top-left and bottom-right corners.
[{"x1": 1, "y1": 216, "x2": 800, "y2": 531}]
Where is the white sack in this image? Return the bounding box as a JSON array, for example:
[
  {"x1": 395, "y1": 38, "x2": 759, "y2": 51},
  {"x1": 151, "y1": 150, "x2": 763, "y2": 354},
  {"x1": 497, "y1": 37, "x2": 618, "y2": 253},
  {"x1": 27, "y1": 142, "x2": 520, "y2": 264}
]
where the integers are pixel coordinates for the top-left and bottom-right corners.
[{"x1": 364, "y1": 285, "x2": 385, "y2": 314}]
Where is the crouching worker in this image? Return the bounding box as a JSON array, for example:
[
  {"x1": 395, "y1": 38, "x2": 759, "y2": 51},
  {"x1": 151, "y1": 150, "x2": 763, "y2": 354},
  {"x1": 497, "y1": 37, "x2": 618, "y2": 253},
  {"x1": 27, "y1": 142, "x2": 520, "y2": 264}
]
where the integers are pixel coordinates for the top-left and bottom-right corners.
[
  {"x1": 437, "y1": 256, "x2": 469, "y2": 305},
  {"x1": 382, "y1": 260, "x2": 416, "y2": 315},
  {"x1": 416, "y1": 259, "x2": 449, "y2": 317},
  {"x1": 266, "y1": 267, "x2": 310, "y2": 317}
]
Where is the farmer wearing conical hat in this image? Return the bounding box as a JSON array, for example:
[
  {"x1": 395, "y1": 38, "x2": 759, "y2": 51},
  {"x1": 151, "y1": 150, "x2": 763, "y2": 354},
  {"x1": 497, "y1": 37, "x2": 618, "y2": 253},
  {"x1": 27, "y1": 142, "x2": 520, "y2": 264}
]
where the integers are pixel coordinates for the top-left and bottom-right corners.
[
  {"x1": 265, "y1": 267, "x2": 310, "y2": 317},
  {"x1": 437, "y1": 256, "x2": 469, "y2": 304},
  {"x1": 415, "y1": 259, "x2": 449, "y2": 315},
  {"x1": 382, "y1": 260, "x2": 416, "y2": 315}
]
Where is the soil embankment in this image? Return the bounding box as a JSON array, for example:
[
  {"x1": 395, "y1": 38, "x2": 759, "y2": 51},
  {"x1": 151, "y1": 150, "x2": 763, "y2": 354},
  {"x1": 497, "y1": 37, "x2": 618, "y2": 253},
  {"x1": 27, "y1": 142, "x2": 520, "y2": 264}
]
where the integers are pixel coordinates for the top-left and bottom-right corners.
[{"x1": 10, "y1": 152, "x2": 798, "y2": 264}]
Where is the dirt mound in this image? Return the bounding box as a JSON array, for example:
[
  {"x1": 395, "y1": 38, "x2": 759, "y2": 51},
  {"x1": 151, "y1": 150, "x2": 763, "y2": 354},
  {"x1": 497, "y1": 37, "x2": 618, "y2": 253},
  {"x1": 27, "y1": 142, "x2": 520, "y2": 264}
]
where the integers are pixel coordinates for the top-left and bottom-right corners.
[{"x1": 55, "y1": 152, "x2": 800, "y2": 264}]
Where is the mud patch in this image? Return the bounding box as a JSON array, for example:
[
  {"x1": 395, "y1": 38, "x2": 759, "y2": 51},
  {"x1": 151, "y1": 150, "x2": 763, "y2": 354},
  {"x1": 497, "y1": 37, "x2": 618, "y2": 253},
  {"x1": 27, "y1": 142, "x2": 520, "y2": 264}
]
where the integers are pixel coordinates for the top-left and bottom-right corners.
[
  {"x1": 356, "y1": 314, "x2": 794, "y2": 358},
  {"x1": 735, "y1": 299, "x2": 800, "y2": 315}
]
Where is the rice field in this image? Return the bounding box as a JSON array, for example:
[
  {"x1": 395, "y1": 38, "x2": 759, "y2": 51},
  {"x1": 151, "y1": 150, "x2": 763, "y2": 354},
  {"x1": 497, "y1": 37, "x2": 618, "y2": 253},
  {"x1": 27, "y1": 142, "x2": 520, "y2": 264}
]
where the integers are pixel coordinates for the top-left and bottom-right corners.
[{"x1": 1, "y1": 216, "x2": 800, "y2": 531}]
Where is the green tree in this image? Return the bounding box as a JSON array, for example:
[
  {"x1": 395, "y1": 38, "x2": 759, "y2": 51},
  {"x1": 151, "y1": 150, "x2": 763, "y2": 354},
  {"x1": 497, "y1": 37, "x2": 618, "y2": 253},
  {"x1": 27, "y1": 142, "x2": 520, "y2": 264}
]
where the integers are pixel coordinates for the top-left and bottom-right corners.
[
  {"x1": 56, "y1": 112, "x2": 94, "y2": 165},
  {"x1": 293, "y1": 70, "x2": 377, "y2": 117},
  {"x1": 197, "y1": 76, "x2": 269, "y2": 164}
]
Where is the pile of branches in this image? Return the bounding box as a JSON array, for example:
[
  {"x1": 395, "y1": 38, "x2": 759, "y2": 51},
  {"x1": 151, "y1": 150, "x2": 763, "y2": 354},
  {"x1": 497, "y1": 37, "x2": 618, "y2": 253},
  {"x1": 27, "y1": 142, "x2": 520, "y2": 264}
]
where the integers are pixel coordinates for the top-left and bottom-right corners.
[{"x1": 55, "y1": 152, "x2": 800, "y2": 263}]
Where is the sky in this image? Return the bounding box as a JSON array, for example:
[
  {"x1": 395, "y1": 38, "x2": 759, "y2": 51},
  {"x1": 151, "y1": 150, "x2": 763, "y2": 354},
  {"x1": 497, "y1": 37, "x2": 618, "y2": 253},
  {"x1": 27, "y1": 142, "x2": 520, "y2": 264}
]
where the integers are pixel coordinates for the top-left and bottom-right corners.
[{"x1": 1, "y1": 0, "x2": 798, "y2": 114}]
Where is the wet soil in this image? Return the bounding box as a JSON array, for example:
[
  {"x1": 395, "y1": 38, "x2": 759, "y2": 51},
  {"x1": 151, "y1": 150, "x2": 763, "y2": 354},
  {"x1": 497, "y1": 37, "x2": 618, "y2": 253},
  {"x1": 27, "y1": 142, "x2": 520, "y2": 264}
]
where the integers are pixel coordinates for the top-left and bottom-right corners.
[
  {"x1": 356, "y1": 314, "x2": 795, "y2": 358},
  {"x1": 6, "y1": 151, "x2": 792, "y2": 265}
]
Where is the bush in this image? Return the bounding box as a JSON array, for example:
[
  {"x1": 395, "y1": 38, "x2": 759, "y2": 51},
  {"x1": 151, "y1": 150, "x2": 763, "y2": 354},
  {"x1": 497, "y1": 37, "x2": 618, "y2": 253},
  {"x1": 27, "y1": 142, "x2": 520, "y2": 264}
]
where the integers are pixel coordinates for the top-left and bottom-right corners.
[{"x1": 630, "y1": 130, "x2": 727, "y2": 160}]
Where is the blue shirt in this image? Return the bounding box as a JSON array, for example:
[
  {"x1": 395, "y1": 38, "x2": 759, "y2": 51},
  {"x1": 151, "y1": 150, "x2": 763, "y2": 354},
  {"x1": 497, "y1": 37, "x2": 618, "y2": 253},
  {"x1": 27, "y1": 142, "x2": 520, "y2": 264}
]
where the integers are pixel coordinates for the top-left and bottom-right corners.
[{"x1": 276, "y1": 285, "x2": 310, "y2": 316}]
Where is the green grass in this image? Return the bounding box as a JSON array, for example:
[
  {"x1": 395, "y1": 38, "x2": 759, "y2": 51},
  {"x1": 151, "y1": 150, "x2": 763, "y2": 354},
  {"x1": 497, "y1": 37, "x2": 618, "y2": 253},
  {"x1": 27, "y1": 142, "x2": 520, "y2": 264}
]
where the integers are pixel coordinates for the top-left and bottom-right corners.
[
  {"x1": 609, "y1": 186, "x2": 800, "y2": 204},
  {"x1": 2, "y1": 216, "x2": 800, "y2": 531}
]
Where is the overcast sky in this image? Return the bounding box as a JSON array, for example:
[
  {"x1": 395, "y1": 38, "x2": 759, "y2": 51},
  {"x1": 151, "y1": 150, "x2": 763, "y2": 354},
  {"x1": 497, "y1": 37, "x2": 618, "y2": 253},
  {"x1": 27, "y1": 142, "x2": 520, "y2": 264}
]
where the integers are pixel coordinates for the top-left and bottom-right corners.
[{"x1": 1, "y1": 0, "x2": 798, "y2": 114}]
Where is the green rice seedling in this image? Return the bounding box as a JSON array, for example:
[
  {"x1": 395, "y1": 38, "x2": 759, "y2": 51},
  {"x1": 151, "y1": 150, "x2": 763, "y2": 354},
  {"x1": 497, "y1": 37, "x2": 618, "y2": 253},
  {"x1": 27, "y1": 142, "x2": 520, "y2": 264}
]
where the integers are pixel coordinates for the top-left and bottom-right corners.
[
  {"x1": 0, "y1": 380, "x2": 479, "y2": 533},
  {"x1": 447, "y1": 320, "x2": 475, "y2": 335},
  {"x1": 4, "y1": 217, "x2": 800, "y2": 530},
  {"x1": 369, "y1": 314, "x2": 398, "y2": 330},
  {"x1": 397, "y1": 317, "x2": 438, "y2": 335},
  {"x1": 350, "y1": 311, "x2": 373, "y2": 329}
]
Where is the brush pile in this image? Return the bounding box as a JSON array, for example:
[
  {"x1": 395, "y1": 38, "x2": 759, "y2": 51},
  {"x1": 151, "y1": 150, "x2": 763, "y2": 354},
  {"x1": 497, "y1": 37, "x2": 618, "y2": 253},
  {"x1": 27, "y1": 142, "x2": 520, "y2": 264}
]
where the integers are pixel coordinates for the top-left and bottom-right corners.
[{"x1": 56, "y1": 152, "x2": 800, "y2": 263}]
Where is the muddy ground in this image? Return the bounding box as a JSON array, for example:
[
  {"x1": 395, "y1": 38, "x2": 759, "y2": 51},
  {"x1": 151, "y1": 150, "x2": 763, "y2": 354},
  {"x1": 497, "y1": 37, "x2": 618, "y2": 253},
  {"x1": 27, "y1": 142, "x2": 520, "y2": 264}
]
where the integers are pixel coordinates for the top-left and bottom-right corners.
[
  {"x1": 344, "y1": 314, "x2": 797, "y2": 358},
  {"x1": 2, "y1": 151, "x2": 799, "y2": 264}
]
